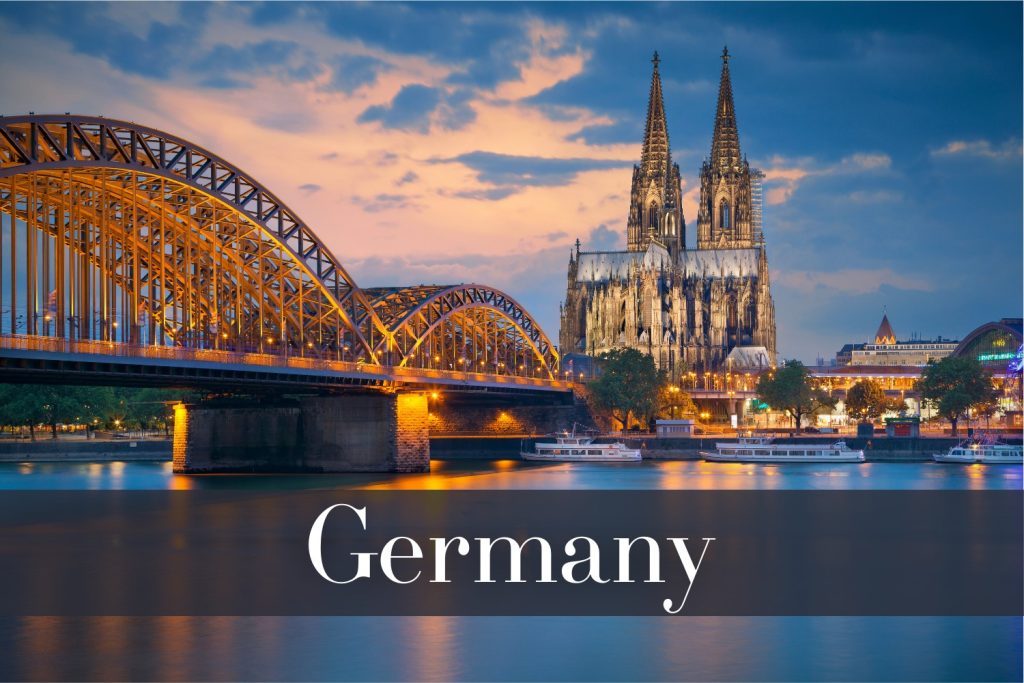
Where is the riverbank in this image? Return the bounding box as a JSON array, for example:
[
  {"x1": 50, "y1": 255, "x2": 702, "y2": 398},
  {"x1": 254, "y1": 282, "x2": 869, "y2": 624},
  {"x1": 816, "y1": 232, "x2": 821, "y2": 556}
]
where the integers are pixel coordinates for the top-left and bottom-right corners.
[
  {"x1": 0, "y1": 439, "x2": 172, "y2": 462},
  {"x1": 430, "y1": 435, "x2": 1022, "y2": 462},
  {"x1": 3, "y1": 434, "x2": 1019, "y2": 464}
]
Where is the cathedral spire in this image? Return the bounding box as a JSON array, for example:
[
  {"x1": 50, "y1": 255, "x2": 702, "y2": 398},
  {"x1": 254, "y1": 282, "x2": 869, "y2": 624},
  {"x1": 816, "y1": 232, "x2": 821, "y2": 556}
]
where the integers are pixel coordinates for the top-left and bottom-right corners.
[
  {"x1": 640, "y1": 51, "x2": 670, "y2": 176},
  {"x1": 710, "y1": 46, "x2": 741, "y2": 169}
]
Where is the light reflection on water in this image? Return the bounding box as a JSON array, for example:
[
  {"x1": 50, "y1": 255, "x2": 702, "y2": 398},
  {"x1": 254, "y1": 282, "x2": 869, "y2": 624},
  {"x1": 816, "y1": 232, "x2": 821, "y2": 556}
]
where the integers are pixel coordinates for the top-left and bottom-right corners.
[
  {"x1": 0, "y1": 458, "x2": 1019, "y2": 681},
  {"x1": 1, "y1": 616, "x2": 1019, "y2": 682},
  {"x1": 0, "y1": 458, "x2": 1019, "y2": 491}
]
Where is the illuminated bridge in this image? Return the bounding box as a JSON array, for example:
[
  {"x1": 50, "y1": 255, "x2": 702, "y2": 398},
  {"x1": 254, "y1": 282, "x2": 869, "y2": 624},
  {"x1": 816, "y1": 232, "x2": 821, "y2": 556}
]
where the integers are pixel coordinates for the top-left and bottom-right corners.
[{"x1": 0, "y1": 114, "x2": 570, "y2": 472}]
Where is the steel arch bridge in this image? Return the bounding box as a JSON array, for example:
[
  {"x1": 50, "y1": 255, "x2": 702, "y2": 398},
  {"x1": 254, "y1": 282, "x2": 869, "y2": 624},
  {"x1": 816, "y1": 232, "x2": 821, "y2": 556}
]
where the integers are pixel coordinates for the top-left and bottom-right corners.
[{"x1": 0, "y1": 114, "x2": 563, "y2": 392}]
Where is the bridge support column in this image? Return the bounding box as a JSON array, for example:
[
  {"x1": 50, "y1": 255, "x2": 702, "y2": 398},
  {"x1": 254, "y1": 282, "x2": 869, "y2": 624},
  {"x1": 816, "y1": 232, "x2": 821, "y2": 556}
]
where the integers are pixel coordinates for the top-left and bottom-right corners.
[{"x1": 172, "y1": 392, "x2": 430, "y2": 473}]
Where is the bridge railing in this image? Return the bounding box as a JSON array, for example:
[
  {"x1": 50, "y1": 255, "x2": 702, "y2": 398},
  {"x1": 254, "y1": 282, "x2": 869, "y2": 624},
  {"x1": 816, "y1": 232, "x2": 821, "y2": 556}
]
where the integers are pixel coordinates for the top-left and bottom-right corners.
[{"x1": 0, "y1": 334, "x2": 571, "y2": 390}]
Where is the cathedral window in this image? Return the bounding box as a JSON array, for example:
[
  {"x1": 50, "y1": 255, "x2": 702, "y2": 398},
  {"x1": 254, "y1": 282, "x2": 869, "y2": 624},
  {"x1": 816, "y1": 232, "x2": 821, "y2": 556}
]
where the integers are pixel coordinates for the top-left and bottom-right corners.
[
  {"x1": 648, "y1": 203, "x2": 659, "y2": 230},
  {"x1": 720, "y1": 201, "x2": 731, "y2": 229}
]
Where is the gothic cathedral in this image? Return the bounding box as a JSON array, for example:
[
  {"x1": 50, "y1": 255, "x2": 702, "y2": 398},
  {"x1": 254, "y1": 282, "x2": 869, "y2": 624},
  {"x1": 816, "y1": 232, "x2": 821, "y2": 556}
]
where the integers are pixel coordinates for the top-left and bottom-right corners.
[{"x1": 560, "y1": 49, "x2": 777, "y2": 378}]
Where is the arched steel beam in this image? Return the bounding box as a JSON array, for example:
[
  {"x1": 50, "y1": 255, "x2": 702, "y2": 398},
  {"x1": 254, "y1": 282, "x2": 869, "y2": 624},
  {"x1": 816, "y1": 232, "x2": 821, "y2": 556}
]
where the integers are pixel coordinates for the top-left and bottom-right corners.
[
  {"x1": 0, "y1": 114, "x2": 390, "y2": 361},
  {"x1": 0, "y1": 171, "x2": 313, "y2": 344},
  {"x1": 365, "y1": 284, "x2": 559, "y2": 377}
]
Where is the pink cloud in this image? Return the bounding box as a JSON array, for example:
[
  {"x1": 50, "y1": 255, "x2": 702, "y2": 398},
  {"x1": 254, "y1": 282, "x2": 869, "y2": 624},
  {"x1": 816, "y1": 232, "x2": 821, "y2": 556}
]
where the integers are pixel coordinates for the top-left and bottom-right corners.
[{"x1": 931, "y1": 138, "x2": 1022, "y2": 161}]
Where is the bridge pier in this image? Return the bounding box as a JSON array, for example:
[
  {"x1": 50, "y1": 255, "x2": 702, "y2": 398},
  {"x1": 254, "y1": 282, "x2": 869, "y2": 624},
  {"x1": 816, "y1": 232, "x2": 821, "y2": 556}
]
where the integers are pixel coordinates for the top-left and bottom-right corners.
[{"x1": 172, "y1": 392, "x2": 430, "y2": 473}]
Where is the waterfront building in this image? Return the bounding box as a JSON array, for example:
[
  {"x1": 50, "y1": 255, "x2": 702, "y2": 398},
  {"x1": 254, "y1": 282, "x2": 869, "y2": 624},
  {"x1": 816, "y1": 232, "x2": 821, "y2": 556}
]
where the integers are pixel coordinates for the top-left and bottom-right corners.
[
  {"x1": 560, "y1": 49, "x2": 776, "y2": 379},
  {"x1": 815, "y1": 317, "x2": 1023, "y2": 429},
  {"x1": 950, "y1": 318, "x2": 1023, "y2": 427},
  {"x1": 835, "y1": 313, "x2": 959, "y2": 367}
]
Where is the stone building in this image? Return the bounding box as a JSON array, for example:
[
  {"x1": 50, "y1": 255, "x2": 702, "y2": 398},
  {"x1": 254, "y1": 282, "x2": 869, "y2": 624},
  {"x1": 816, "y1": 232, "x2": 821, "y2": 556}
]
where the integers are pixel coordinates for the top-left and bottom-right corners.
[
  {"x1": 835, "y1": 313, "x2": 959, "y2": 367},
  {"x1": 560, "y1": 49, "x2": 776, "y2": 378}
]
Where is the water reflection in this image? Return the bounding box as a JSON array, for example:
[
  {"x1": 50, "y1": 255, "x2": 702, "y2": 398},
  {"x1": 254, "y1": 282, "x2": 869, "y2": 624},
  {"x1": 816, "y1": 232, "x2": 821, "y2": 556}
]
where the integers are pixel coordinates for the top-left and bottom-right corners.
[
  {"x1": 2, "y1": 616, "x2": 1019, "y2": 681},
  {"x1": 0, "y1": 459, "x2": 1019, "y2": 491},
  {"x1": 0, "y1": 459, "x2": 1019, "y2": 680}
]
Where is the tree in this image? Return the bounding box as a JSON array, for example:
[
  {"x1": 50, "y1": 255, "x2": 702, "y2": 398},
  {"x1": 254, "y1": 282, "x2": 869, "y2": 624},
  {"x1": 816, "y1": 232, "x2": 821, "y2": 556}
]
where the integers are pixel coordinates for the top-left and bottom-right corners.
[
  {"x1": 845, "y1": 379, "x2": 901, "y2": 423},
  {"x1": 756, "y1": 360, "x2": 836, "y2": 432},
  {"x1": 917, "y1": 357, "x2": 997, "y2": 436},
  {"x1": 125, "y1": 387, "x2": 195, "y2": 433},
  {"x1": 0, "y1": 384, "x2": 110, "y2": 439},
  {"x1": 586, "y1": 348, "x2": 662, "y2": 431},
  {"x1": 655, "y1": 384, "x2": 698, "y2": 422}
]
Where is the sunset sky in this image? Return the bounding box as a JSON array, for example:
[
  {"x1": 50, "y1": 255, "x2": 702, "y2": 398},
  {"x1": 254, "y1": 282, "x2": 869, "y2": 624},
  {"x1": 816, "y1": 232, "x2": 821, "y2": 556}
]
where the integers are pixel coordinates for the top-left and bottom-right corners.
[{"x1": 1, "y1": 2, "x2": 1020, "y2": 362}]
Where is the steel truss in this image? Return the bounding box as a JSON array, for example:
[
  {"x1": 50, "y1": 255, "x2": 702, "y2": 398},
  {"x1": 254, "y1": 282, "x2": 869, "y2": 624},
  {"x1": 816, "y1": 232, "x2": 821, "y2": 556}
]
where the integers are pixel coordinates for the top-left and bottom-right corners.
[
  {"x1": 0, "y1": 115, "x2": 560, "y2": 380},
  {"x1": 365, "y1": 285, "x2": 558, "y2": 379}
]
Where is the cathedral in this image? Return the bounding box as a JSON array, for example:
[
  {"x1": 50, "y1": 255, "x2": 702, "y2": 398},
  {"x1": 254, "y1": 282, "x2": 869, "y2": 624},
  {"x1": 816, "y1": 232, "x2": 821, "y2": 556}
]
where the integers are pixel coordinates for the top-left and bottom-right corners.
[{"x1": 560, "y1": 49, "x2": 777, "y2": 379}]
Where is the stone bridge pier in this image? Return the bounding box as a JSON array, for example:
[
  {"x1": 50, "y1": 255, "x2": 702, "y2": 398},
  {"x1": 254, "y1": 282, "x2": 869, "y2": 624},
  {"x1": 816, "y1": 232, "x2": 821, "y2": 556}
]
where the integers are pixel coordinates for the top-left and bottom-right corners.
[{"x1": 172, "y1": 392, "x2": 430, "y2": 473}]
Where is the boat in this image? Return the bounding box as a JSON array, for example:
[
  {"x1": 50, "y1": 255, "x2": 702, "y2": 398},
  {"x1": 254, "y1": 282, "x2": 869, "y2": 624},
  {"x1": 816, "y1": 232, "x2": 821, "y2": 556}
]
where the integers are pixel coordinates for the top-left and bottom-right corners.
[
  {"x1": 520, "y1": 425, "x2": 641, "y2": 462},
  {"x1": 932, "y1": 438, "x2": 1023, "y2": 464},
  {"x1": 700, "y1": 435, "x2": 865, "y2": 463}
]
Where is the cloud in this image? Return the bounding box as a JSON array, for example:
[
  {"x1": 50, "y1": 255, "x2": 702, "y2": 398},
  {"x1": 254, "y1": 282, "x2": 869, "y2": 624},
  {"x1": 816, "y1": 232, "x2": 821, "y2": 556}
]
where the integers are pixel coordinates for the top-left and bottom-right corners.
[
  {"x1": 395, "y1": 171, "x2": 419, "y2": 186},
  {"x1": 775, "y1": 268, "x2": 933, "y2": 295},
  {"x1": 930, "y1": 138, "x2": 1022, "y2": 161},
  {"x1": 434, "y1": 151, "x2": 630, "y2": 195},
  {"x1": 449, "y1": 188, "x2": 520, "y2": 201},
  {"x1": 847, "y1": 190, "x2": 901, "y2": 204},
  {"x1": 299, "y1": 183, "x2": 322, "y2": 194},
  {"x1": 357, "y1": 84, "x2": 476, "y2": 133},
  {"x1": 352, "y1": 192, "x2": 419, "y2": 214},
  {"x1": 586, "y1": 224, "x2": 624, "y2": 251},
  {"x1": 326, "y1": 53, "x2": 392, "y2": 93},
  {"x1": 192, "y1": 40, "x2": 320, "y2": 88},
  {"x1": 760, "y1": 152, "x2": 893, "y2": 204}
]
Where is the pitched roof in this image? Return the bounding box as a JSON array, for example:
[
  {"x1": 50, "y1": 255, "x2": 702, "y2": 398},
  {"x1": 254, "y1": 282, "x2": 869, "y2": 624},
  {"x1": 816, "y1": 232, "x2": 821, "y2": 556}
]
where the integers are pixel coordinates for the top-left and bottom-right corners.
[{"x1": 874, "y1": 313, "x2": 896, "y2": 344}]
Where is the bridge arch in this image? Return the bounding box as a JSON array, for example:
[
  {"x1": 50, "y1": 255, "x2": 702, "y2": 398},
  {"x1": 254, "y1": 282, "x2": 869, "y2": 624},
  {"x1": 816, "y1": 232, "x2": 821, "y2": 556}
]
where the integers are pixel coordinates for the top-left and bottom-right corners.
[
  {"x1": 0, "y1": 114, "x2": 387, "y2": 361},
  {"x1": 364, "y1": 285, "x2": 559, "y2": 380}
]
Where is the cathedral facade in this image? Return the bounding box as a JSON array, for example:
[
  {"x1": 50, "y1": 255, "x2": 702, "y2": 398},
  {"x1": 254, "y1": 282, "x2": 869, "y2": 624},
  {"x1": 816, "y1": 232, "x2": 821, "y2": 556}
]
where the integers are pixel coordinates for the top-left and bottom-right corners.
[{"x1": 560, "y1": 49, "x2": 777, "y2": 378}]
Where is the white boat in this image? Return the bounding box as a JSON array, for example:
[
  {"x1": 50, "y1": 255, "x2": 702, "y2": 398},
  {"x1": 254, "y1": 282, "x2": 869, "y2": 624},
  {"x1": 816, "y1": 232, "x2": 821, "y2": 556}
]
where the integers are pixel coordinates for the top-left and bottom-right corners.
[
  {"x1": 700, "y1": 435, "x2": 865, "y2": 463},
  {"x1": 521, "y1": 426, "x2": 641, "y2": 462},
  {"x1": 933, "y1": 439, "x2": 1023, "y2": 464}
]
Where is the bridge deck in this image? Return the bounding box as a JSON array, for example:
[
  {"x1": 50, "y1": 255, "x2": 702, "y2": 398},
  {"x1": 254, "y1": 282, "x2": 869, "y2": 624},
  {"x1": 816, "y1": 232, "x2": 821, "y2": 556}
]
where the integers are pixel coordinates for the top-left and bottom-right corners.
[{"x1": 0, "y1": 335, "x2": 574, "y2": 395}]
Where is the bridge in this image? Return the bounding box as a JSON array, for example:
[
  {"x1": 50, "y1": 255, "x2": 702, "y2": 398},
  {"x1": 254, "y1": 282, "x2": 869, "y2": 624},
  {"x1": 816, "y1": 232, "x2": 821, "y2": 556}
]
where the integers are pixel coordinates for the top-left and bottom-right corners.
[{"x1": 0, "y1": 114, "x2": 571, "y2": 473}]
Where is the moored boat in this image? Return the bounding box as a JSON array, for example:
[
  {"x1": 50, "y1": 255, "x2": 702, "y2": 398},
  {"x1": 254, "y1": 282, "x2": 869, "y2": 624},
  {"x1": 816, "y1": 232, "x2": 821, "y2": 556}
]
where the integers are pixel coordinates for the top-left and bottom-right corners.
[
  {"x1": 700, "y1": 435, "x2": 865, "y2": 463},
  {"x1": 933, "y1": 439, "x2": 1023, "y2": 464},
  {"x1": 521, "y1": 425, "x2": 641, "y2": 462}
]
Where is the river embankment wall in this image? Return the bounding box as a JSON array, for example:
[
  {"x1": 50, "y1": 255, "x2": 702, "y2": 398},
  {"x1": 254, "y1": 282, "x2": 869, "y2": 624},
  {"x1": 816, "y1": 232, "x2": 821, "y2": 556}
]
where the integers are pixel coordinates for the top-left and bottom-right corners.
[
  {"x1": 0, "y1": 439, "x2": 172, "y2": 462},
  {"x1": 430, "y1": 435, "x2": 1023, "y2": 461},
  {"x1": 3, "y1": 435, "x2": 1019, "y2": 464}
]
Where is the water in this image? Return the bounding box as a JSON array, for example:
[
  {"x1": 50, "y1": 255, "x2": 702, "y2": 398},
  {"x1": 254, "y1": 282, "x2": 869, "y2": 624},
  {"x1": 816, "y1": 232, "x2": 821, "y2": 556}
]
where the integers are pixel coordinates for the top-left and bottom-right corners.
[{"x1": 0, "y1": 458, "x2": 1020, "y2": 681}]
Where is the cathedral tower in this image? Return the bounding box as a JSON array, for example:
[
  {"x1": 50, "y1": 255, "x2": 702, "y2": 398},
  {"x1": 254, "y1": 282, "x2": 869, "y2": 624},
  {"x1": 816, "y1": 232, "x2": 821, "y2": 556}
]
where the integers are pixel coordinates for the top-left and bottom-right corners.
[
  {"x1": 626, "y1": 52, "x2": 685, "y2": 256},
  {"x1": 697, "y1": 47, "x2": 755, "y2": 249},
  {"x1": 561, "y1": 50, "x2": 776, "y2": 376}
]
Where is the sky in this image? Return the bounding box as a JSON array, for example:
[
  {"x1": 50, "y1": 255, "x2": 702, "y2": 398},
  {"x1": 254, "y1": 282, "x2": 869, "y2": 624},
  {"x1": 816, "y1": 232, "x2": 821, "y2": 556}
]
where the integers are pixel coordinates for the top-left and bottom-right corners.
[{"x1": 0, "y1": 1, "x2": 1020, "y2": 363}]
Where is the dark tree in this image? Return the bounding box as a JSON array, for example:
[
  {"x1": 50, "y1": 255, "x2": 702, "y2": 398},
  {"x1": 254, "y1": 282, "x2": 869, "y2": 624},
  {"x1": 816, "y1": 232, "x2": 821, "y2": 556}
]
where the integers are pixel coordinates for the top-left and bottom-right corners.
[
  {"x1": 845, "y1": 379, "x2": 901, "y2": 423},
  {"x1": 917, "y1": 357, "x2": 997, "y2": 436},
  {"x1": 586, "y1": 348, "x2": 663, "y2": 431},
  {"x1": 756, "y1": 360, "x2": 835, "y2": 432}
]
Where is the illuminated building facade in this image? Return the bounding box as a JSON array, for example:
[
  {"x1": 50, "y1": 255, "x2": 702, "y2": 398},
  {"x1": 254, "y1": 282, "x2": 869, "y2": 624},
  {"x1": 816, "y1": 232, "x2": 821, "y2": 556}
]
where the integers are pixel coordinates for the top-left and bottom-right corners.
[
  {"x1": 836, "y1": 313, "x2": 959, "y2": 367},
  {"x1": 560, "y1": 50, "x2": 776, "y2": 378}
]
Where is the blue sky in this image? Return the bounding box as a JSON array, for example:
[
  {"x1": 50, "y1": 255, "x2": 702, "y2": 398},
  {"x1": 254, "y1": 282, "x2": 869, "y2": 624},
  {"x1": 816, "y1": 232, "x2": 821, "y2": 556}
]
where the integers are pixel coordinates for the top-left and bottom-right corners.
[{"x1": 0, "y1": 1, "x2": 1020, "y2": 362}]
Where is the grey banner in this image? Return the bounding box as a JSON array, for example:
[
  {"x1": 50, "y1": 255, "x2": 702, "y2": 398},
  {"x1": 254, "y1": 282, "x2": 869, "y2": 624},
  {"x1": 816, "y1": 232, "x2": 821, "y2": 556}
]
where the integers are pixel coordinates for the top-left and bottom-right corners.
[{"x1": 0, "y1": 491, "x2": 1019, "y2": 616}]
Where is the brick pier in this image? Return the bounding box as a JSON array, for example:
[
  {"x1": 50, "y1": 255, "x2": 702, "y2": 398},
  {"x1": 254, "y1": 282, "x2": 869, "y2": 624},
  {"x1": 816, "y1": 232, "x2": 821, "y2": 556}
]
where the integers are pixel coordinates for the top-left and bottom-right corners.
[{"x1": 172, "y1": 392, "x2": 430, "y2": 473}]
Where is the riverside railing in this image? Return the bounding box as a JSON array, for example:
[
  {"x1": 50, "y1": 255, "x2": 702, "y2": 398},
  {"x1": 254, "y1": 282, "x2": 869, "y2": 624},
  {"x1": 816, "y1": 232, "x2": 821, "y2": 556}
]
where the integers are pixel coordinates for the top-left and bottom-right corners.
[{"x1": 0, "y1": 334, "x2": 571, "y2": 390}]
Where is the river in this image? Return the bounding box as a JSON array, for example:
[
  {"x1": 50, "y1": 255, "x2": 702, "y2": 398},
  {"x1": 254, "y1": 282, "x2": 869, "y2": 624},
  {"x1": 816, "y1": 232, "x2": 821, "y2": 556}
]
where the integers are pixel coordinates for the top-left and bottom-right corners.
[{"x1": 0, "y1": 458, "x2": 1019, "y2": 681}]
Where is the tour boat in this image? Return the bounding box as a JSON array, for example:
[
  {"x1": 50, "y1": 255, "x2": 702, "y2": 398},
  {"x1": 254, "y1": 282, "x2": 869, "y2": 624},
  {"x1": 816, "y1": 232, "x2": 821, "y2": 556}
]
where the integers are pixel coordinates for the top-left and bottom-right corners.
[
  {"x1": 700, "y1": 435, "x2": 865, "y2": 463},
  {"x1": 932, "y1": 439, "x2": 1023, "y2": 464},
  {"x1": 521, "y1": 426, "x2": 641, "y2": 462}
]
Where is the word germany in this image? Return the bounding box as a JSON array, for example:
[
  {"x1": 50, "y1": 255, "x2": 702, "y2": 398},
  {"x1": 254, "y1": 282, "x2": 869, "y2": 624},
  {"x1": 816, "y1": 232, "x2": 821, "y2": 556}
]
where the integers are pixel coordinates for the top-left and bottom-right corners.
[{"x1": 308, "y1": 504, "x2": 715, "y2": 614}]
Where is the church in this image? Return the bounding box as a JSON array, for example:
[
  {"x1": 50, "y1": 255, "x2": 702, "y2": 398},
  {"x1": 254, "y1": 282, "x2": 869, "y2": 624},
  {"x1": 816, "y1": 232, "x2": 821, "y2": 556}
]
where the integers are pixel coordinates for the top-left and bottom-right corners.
[{"x1": 560, "y1": 49, "x2": 777, "y2": 379}]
